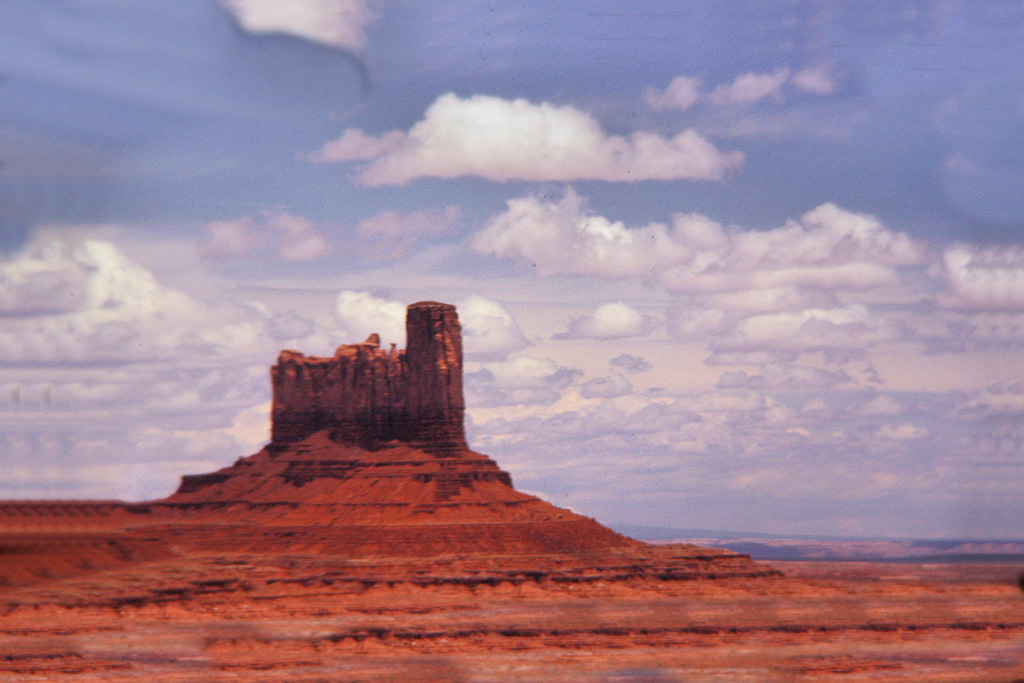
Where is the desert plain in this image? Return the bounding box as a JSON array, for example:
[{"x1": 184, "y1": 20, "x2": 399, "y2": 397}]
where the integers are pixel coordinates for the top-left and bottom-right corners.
[
  {"x1": 0, "y1": 549, "x2": 1021, "y2": 681},
  {"x1": 0, "y1": 302, "x2": 1020, "y2": 682}
]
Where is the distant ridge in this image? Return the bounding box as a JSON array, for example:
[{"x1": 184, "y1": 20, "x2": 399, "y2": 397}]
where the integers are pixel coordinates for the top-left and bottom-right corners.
[{"x1": 612, "y1": 524, "x2": 1024, "y2": 563}]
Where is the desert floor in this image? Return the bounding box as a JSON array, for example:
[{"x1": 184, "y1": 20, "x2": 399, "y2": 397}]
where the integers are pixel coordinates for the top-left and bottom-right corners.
[{"x1": 0, "y1": 555, "x2": 1021, "y2": 682}]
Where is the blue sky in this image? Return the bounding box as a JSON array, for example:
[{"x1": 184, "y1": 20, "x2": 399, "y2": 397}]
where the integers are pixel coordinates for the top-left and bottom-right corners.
[{"x1": 1, "y1": 0, "x2": 1023, "y2": 539}]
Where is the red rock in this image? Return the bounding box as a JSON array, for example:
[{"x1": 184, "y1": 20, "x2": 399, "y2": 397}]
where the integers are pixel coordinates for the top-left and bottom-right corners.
[
  {"x1": 0, "y1": 302, "x2": 779, "y2": 589},
  {"x1": 270, "y1": 301, "x2": 467, "y2": 454}
]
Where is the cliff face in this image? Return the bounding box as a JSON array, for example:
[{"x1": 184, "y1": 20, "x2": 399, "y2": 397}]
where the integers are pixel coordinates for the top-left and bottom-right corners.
[{"x1": 270, "y1": 301, "x2": 467, "y2": 454}]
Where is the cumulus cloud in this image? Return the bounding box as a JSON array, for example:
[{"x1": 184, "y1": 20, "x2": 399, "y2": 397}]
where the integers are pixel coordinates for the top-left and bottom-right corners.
[
  {"x1": 312, "y1": 129, "x2": 405, "y2": 162},
  {"x1": 0, "y1": 241, "x2": 91, "y2": 315},
  {"x1": 0, "y1": 236, "x2": 306, "y2": 365},
  {"x1": 967, "y1": 382, "x2": 1024, "y2": 412},
  {"x1": 940, "y1": 244, "x2": 1024, "y2": 310},
  {"x1": 474, "y1": 189, "x2": 939, "y2": 362},
  {"x1": 466, "y1": 356, "x2": 579, "y2": 407},
  {"x1": 310, "y1": 93, "x2": 743, "y2": 183},
  {"x1": 473, "y1": 188, "x2": 691, "y2": 278},
  {"x1": 457, "y1": 295, "x2": 529, "y2": 360},
  {"x1": 218, "y1": 0, "x2": 384, "y2": 51},
  {"x1": 708, "y1": 68, "x2": 791, "y2": 106},
  {"x1": 334, "y1": 290, "x2": 407, "y2": 347},
  {"x1": 476, "y1": 189, "x2": 927, "y2": 294},
  {"x1": 356, "y1": 206, "x2": 461, "y2": 257},
  {"x1": 333, "y1": 290, "x2": 528, "y2": 360},
  {"x1": 715, "y1": 305, "x2": 894, "y2": 357},
  {"x1": 557, "y1": 302, "x2": 658, "y2": 340},
  {"x1": 643, "y1": 75, "x2": 702, "y2": 112},
  {"x1": 0, "y1": 236, "x2": 328, "y2": 499},
  {"x1": 0, "y1": 239, "x2": 282, "y2": 365},
  {"x1": 199, "y1": 211, "x2": 331, "y2": 262}
]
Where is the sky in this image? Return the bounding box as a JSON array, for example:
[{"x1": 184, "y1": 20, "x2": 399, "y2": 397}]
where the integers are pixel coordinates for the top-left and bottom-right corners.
[{"x1": 1, "y1": 0, "x2": 1023, "y2": 539}]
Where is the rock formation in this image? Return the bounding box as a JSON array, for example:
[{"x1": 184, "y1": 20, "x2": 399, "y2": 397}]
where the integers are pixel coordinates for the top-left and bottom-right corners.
[
  {"x1": 270, "y1": 301, "x2": 466, "y2": 454},
  {"x1": 0, "y1": 301, "x2": 779, "y2": 589}
]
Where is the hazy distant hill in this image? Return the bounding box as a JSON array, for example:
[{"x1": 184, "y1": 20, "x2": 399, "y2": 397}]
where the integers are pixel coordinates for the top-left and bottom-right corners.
[{"x1": 611, "y1": 524, "x2": 1024, "y2": 563}]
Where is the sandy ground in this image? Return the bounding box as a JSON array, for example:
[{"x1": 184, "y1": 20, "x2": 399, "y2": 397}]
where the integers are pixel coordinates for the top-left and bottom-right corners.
[{"x1": 0, "y1": 556, "x2": 1021, "y2": 681}]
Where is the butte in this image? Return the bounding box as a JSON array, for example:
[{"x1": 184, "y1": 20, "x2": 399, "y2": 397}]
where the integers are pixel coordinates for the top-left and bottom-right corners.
[{"x1": 0, "y1": 302, "x2": 777, "y2": 589}]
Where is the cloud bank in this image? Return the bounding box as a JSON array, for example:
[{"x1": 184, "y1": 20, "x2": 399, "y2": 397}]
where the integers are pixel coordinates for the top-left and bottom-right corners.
[
  {"x1": 473, "y1": 189, "x2": 926, "y2": 293},
  {"x1": 311, "y1": 93, "x2": 743, "y2": 184}
]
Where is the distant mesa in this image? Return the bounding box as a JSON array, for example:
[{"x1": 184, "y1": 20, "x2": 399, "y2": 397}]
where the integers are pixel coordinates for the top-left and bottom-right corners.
[{"x1": 0, "y1": 302, "x2": 779, "y2": 589}]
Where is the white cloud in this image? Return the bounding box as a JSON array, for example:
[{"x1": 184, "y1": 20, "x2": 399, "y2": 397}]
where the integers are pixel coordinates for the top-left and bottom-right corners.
[
  {"x1": 310, "y1": 128, "x2": 405, "y2": 162},
  {"x1": 558, "y1": 301, "x2": 658, "y2": 340},
  {"x1": 333, "y1": 291, "x2": 528, "y2": 360},
  {"x1": 708, "y1": 69, "x2": 791, "y2": 106},
  {"x1": 198, "y1": 211, "x2": 331, "y2": 262},
  {"x1": 218, "y1": 0, "x2": 383, "y2": 51},
  {"x1": 644, "y1": 75, "x2": 702, "y2": 112},
  {"x1": 466, "y1": 355, "x2": 579, "y2": 407},
  {"x1": 476, "y1": 190, "x2": 927, "y2": 295},
  {"x1": 704, "y1": 286, "x2": 835, "y2": 313},
  {"x1": 264, "y1": 310, "x2": 316, "y2": 341},
  {"x1": 457, "y1": 295, "x2": 529, "y2": 360},
  {"x1": 666, "y1": 307, "x2": 733, "y2": 339},
  {"x1": 0, "y1": 236, "x2": 325, "y2": 499},
  {"x1": 967, "y1": 382, "x2": 1024, "y2": 413},
  {"x1": 473, "y1": 188, "x2": 690, "y2": 278},
  {"x1": 792, "y1": 65, "x2": 838, "y2": 95},
  {"x1": 334, "y1": 290, "x2": 407, "y2": 347},
  {"x1": 0, "y1": 239, "x2": 280, "y2": 365},
  {"x1": 310, "y1": 93, "x2": 743, "y2": 183},
  {"x1": 474, "y1": 190, "x2": 940, "y2": 362},
  {"x1": 718, "y1": 304, "x2": 893, "y2": 356},
  {"x1": 645, "y1": 67, "x2": 837, "y2": 114},
  {"x1": 940, "y1": 244, "x2": 1024, "y2": 310},
  {"x1": 0, "y1": 241, "x2": 90, "y2": 315}
]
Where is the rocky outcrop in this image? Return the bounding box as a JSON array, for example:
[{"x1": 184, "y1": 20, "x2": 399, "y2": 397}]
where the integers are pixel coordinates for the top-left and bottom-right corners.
[
  {"x1": 270, "y1": 301, "x2": 466, "y2": 454},
  {"x1": 0, "y1": 301, "x2": 781, "y2": 590}
]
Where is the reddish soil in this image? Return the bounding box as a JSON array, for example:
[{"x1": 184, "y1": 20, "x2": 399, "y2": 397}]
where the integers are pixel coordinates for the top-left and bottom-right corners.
[{"x1": 0, "y1": 555, "x2": 1019, "y2": 681}]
